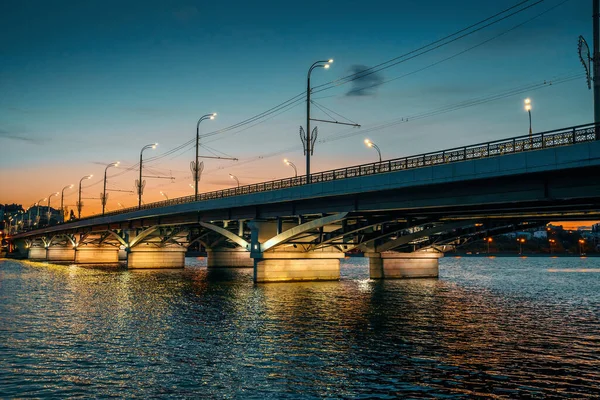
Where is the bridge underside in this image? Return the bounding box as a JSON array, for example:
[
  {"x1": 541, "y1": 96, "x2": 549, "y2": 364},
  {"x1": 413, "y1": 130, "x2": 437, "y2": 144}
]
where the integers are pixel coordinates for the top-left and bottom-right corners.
[{"x1": 9, "y1": 140, "x2": 600, "y2": 282}]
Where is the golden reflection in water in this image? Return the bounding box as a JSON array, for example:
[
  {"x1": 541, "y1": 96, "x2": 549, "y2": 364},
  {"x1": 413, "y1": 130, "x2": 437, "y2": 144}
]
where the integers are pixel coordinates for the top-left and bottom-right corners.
[{"x1": 547, "y1": 268, "x2": 600, "y2": 273}]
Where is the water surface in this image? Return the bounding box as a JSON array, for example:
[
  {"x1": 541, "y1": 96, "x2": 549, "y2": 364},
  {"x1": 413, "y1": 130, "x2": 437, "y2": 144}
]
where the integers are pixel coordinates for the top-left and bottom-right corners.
[{"x1": 0, "y1": 256, "x2": 598, "y2": 398}]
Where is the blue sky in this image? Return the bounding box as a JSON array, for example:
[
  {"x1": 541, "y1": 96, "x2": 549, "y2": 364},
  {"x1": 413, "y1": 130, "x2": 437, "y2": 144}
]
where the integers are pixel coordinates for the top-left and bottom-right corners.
[{"x1": 0, "y1": 0, "x2": 593, "y2": 212}]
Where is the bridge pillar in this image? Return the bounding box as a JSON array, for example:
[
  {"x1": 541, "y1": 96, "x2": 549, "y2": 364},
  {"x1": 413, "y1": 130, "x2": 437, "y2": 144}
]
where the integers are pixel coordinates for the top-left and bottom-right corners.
[
  {"x1": 28, "y1": 247, "x2": 47, "y2": 261},
  {"x1": 47, "y1": 247, "x2": 76, "y2": 262},
  {"x1": 207, "y1": 248, "x2": 253, "y2": 268},
  {"x1": 127, "y1": 247, "x2": 187, "y2": 269},
  {"x1": 366, "y1": 252, "x2": 442, "y2": 279},
  {"x1": 75, "y1": 246, "x2": 119, "y2": 263},
  {"x1": 253, "y1": 251, "x2": 345, "y2": 283}
]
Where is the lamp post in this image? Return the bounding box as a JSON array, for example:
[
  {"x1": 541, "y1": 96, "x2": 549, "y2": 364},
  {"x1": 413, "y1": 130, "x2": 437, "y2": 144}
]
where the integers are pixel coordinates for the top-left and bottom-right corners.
[
  {"x1": 517, "y1": 237, "x2": 526, "y2": 255},
  {"x1": 229, "y1": 173, "x2": 240, "y2": 188},
  {"x1": 60, "y1": 184, "x2": 74, "y2": 223},
  {"x1": 160, "y1": 191, "x2": 169, "y2": 200},
  {"x1": 46, "y1": 192, "x2": 59, "y2": 226},
  {"x1": 305, "y1": 59, "x2": 333, "y2": 183},
  {"x1": 77, "y1": 175, "x2": 93, "y2": 218},
  {"x1": 284, "y1": 159, "x2": 298, "y2": 177},
  {"x1": 35, "y1": 197, "x2": 47, "y2": 227},
  {"x1": 524, "y1": 98, "x2": 532, "y2": 138},
  {"x1": 486, "y1": 237, "x2": 493, "y2": 254},
  {"x1": 549, "y1": 238, "x2": 556, "y2": 255},
  {"x1": 27, "y1": 203, "x2": 36, "y2": 229},
  {"x1": 102, "y1": 161, "x2": 120, "y2": 215},
  {"x1": 579, "y1": 238, "x2": 586, "y2": 255},
  {"x1": 364, "y1": 139, "x2": 382, "y2": 162},
  {"x1": 138, "y1": 143, "x2": 158, "y2": 208},
  {"x1": 193, "y1": 113, "x2": 217, "y2": 201}
]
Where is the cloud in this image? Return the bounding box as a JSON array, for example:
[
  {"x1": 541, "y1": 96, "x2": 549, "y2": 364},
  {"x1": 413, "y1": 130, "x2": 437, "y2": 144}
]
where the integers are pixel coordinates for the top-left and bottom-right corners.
[
  {"x1": 0, "y1": 128, "x2": 40, "y2": 143},
  {"x1": 345, "y1": 65, "x2": 384, "y2": 97},
  {"x1": 172, "y1": 6, "x2": 199, "y2": 22}
]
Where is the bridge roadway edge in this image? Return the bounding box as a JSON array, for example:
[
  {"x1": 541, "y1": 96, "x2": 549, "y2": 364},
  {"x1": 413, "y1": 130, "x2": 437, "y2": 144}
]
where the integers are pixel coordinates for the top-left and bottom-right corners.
[{"x1": 7, "y1": 139, "x2": 600, "y2": 279}]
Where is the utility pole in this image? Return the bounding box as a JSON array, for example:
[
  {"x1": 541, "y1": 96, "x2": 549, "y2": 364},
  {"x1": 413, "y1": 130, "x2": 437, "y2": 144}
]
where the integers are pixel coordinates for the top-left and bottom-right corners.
[{"x1": 594, "y1": 0, "x2": 600, "y2": 137}]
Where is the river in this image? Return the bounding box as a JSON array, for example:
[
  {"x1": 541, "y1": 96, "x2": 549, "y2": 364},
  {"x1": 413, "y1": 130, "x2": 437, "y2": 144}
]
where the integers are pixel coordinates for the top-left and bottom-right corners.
[{"x1": 0, "y1": 256, "x2": 598, "y2": 398}]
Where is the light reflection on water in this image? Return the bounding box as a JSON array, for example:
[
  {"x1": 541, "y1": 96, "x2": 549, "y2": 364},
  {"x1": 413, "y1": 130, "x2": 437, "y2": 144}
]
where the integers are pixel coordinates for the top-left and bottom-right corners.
[{"x1": 0, "y1": 256, "x2": 599, "y2": 398}]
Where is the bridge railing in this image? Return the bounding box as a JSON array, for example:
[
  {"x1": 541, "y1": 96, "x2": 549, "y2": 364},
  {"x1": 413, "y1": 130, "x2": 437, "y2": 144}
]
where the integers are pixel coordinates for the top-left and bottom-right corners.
[{"x1": 83, "y1": 123, "x2": 598, "y2": 221}]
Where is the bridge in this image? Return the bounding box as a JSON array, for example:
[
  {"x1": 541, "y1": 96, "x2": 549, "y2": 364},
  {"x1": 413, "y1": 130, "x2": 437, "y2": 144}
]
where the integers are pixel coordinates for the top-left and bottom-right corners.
[{"x1": 6, "y1": 123, "x2": 600, "y2": 282}]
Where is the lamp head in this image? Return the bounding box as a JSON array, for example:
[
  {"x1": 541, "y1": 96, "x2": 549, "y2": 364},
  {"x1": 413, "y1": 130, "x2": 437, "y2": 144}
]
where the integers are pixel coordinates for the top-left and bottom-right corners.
[
  {"x1": 284, "y1": 159, "x2": 289, "y2": 164},
  {"x1": 152, "y1": 143, "x2": 158, "y2": 149},
  {"x1": 88, "y1": 175, "x2": 93, "y2": 179},
  {"x1": 328, "y1": 59, "x2": 334, "y2": 63},
  {"x1": 324, "y1": 64, "x2": 330, "y2": 69},
  {"x1": 69, "y1": 184, "x2": 74, "y2": 188},
  {"x1": 115, "y1": 161, "x2": 120, "y2": 167}
]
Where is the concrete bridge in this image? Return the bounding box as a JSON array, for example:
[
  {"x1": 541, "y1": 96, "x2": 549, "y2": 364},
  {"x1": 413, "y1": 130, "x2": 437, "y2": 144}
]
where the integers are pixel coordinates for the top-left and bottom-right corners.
[{"x1": 7, "y1": 123, "x2": 600, "y2": 282}]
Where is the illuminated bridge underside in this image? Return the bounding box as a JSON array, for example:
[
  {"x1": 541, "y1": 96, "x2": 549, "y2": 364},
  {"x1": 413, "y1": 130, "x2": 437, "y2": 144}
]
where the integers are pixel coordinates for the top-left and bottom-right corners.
[{"x1": 10, "y1": 129, "x2": 600, "y2": 282}]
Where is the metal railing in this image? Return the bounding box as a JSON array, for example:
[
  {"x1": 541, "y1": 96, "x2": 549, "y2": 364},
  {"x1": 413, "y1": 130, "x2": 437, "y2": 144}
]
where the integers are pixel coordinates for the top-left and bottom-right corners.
[{"x1": 76, "y1": 123, "x2": 598, "y2": 222}]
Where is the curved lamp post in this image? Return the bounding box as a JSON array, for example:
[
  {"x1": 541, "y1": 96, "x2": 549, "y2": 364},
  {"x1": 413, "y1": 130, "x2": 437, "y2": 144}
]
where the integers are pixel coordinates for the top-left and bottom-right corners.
[
  {"x1": 60, "y1": 184, "x2": 74, "y2": 223},
  {"x1": 35, "y1": 197, "x2": 47, "y2": 226},
  {"x1": 102, "y1": 161, "x2": 120, "y2": 215},
  {"x1": 46, "y1": 192, "x2": 59, "y2": 226},
  {"x1": 524, "y1": 98, "x2": 532, "y2": 138},
  {"x1": 306, "y1": 59, "x2": 333, "y2": 183},
  {"x1": 284, "y1": 159, "x2": 298, "y2": 177},
  {"x1": 229, "y1": 173, "x2": 240, "y2": 188},
  {"x1": 138, "y1": 143, "x2": 157, "y2": 208},
  {"x1": 364, "y1": 139, "x2": 382, "y2": 162},
  {"x1": 160, "y1": 191, "x2": 169, "y2": 200},
  {"x1": 193, "y1": 112, "x2": 217, "y2": 201},
  {"x1": 78, "y1": 175, "x2": 93, "y2": 218}
]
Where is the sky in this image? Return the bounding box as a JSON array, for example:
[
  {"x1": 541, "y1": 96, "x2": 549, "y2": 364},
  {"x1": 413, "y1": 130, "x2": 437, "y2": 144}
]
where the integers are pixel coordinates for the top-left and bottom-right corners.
[{"x1": 0, "y1": 0, "x2": 594, "y2": 218}]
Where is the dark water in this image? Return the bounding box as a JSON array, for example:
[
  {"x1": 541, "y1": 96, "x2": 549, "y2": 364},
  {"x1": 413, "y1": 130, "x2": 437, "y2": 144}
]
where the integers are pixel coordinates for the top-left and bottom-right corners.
[{"x1": 0, "y1": 256, "x2": 599, "y2": 398}]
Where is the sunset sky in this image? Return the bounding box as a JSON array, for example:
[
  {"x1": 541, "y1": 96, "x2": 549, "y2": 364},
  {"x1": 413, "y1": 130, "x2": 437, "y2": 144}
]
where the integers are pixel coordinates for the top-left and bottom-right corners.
[{"x1": 0, "y1": 0, "x2": 593, "y2": 217}]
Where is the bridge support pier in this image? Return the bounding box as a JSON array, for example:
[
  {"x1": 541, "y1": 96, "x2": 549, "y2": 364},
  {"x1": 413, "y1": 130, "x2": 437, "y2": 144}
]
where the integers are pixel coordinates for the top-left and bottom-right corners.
[
  {"x1": 253, "y1": 252, "x2": 344, "y2": 283},
  {"x1": 75, "y1": 246, "x2": 119, "y2": 263},
  {"x1": 47, "y1": 247, "x2": 75, "y2": 262},
  {"x1": 127, "y1": 247, "x2": 187, "y2": 269},
  {"x1": 207, "y1": 248, "x2": 253, "y2": 268},
  {"x1": 366, "y1": 252, "x2": 442, "y2": 279},
  {"x1": 28, "y1": 247, "x2": 47, "y2": 261}
]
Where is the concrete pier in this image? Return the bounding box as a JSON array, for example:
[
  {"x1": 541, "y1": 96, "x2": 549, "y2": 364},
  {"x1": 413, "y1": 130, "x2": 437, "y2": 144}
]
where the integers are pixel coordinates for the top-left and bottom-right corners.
[
  {"x1": 47, "y1": 247, "x2": 75, "y2": 262},
  {"x1": 207, "y1": 248, "x2": 253, "y2": 268},
  {"x1": 28, "y1": 247, "x2": 47, "y2": 261},
  {"x1": 254, "y1": 252, "x2": 344, "y2": 283},
  {"x1": 127, "y1": 247, "x2": 186, "y2": 269},
  {"x1": 367, "y1": 252, "x2": 442, "y2": 279},
  {"x1": 75, "y1": 247, "x2": 119, "y2": 263}
]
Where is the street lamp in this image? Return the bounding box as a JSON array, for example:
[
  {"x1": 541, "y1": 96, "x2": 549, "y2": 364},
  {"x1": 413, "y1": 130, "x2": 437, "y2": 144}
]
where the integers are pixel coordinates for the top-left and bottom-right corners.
[
  {"x1": 579, "y1": 238, "x2": 586, "y2": 255},
  {"x1": 305, "y1": 58, "x2": 333, "y2": 183},
  {"x1": 229, "y1": 173, "x2": 240, "y2": 188},
  {"x1": 46, "y1": 192, "x2": 59, "y2": 226},
  {"x1": 102, "y1": 161, "x2": 120, "y2": 215},
  {"x1": 364, "y1": 139, "x2": 382, "y2": 162},
  {"x1": 77, "y1": 175, "x2": 93, "y2": 219},
  {"x1": 193, "y1": 112, "x2": 217, "y2": 201},
  {"x1": 60, "y1": 184, "x2": 74, "y2": 223},
  {"x1": 160, "y1": 191, "x2": 169, "y2": 200},
  {"x1": 284, "y1": 159, "x2": 298, "y2": 177},
  {"x1": 549, "y1": 238, "x2": 556, "y2": 255},
  {"x1": 524, "y1": 98, "x2": 532, "y2": 138},
  {"x1": 138, "y1": 143, "x2": 158, "y2": 208},
  {"x1": 517, "y1": 237, "x2": 526, "y2": 255},
  {"x1": 35, "y1": 197, "x2": 47, "y2": 226},
  {"x1": 486, "y1": 237, "x2": 493, "y2": 254}
]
